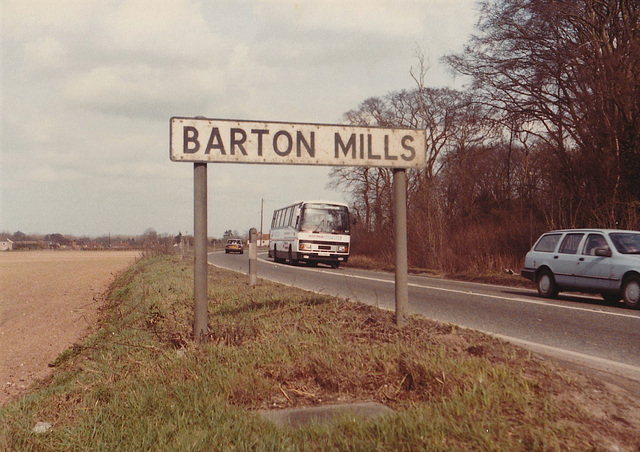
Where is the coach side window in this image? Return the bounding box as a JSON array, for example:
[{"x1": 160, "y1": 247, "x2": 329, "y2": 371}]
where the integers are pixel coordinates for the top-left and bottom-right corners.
[{"x1": 286, "y1": 207, "x2": 294, "y2": 226}]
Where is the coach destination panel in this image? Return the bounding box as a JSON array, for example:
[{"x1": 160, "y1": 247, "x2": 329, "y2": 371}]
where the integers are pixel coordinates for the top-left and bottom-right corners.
[{"x1": 170, "y1": 117, "x2": 426, "y2": 169}]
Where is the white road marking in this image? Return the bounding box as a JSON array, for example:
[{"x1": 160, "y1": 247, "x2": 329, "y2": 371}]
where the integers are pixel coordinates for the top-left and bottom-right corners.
[
  {"x1": 491, "y1": 333, "x2": 640, "y2": 378},
  {"x1": 288, "y1": 264, "x2": 640, "y2": 320}
]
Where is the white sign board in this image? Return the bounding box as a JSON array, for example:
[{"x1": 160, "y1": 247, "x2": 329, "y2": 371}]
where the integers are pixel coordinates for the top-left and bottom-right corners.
[{"x1": 170, "y1": 117, "x2": 426, "y2": 168}]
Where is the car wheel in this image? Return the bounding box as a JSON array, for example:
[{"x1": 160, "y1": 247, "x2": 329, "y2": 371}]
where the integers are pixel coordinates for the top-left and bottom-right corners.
[
  {"x1": 536, "y1": 269, "x2": 558, "y2": 298},
  {"x1": 622, "y1": 275, "x2": 640, "y2": 309}
]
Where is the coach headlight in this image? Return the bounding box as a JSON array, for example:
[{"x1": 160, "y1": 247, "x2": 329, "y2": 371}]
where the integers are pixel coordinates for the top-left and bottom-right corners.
[
  {"x1": 338, "y1": 245, "x2": 348, "y2": 253},
  {"x1": 299, "y1": 242, "x2": 312, "y2": 251}
]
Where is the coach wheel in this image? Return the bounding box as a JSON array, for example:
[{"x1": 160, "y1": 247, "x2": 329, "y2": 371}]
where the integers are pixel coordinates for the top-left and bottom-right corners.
[
  {"x1": 273, "y1": 245, "x2": 284, "y2": 264},
  {"x1": 288, "y1": 246, "x2": 298, "y2": 265}
]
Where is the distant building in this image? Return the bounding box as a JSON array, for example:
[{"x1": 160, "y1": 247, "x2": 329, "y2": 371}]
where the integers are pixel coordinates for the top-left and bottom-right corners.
[
  {"x1": 257, "y1": 233, "x2": 270, "y2": 247},
  {"x1": 0, "y1": 238, "x2": 13, "y2": 251},
  {"x1": 82, "y1": 241, "x2": 104, "y2": 250}
]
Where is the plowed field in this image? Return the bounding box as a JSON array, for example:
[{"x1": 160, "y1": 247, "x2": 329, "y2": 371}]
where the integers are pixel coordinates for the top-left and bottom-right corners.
[{"x1": 0, "y1": 251, "x2": 139, "y2": 404}]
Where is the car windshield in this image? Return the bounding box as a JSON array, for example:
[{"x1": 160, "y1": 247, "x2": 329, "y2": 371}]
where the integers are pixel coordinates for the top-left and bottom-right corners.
[
  {"x1": 299, "y1": 204, "x2": 349, "y2": 234},
  {"x1": 609, "y1": 232, "x2": 640, "y2": 254}
]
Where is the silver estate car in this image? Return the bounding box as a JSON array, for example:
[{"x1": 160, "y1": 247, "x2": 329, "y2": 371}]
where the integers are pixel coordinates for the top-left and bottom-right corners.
[
  {"x1": 225, "y1": 238, "x2": 244, "y2": 254},
  {"x1": 521, "y1": 229, "x2": 640, "y2": 309}
]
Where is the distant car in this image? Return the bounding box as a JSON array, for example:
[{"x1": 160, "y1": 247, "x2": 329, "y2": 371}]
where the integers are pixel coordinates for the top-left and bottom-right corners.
[
  {"x1": 225, "y1": 239, "x2": 244, "y2": 254},
  {"x1": 521, "y1": 229, "x2": 640, "y2": 308}
]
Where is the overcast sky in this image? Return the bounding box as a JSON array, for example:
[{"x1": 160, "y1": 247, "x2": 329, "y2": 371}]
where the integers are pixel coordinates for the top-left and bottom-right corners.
[{"x1": 1, "y1": 0, "x2": 478, "y2": 238}]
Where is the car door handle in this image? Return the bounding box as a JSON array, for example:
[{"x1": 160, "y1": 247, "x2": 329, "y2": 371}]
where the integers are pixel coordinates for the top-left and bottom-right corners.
[
  {"x1": 579, "y1": 257, "x2": 585, "y2": 261},
  {"x1": 553, "y1": 255, "x2": 559, "y2": 259}
]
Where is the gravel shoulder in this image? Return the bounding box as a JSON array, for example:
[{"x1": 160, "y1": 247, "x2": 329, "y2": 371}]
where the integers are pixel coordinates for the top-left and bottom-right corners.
[{"x1": 0, "y1": 250, "x2": 139, "y2": 404}]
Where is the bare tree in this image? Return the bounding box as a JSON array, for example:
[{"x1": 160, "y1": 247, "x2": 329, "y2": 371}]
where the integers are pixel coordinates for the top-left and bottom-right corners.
[
  {"x1": 329, "y1": 80, "x2": 495, "y2": 266},
  {"x1": 446, "y1": 0, "x2": 640, "y2": 227}
]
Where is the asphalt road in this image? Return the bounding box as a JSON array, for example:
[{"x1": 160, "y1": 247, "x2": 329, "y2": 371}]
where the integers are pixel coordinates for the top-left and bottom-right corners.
[{"x1": 209, "y1": 250, "x2": 640, "y2": 383}]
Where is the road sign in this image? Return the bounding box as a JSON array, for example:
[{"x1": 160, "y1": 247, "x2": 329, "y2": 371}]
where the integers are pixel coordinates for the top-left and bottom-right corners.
[
  {"x1": 170, "y1": 117, "x2": 426, "y2": 169},
  {"x1": 170, "y1": 116, "x2": 423, "y2": 336}
]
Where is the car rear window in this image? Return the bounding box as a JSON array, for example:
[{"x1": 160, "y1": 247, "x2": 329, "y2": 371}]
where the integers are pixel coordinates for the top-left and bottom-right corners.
[{"x1": 534, "y1": 234, "x2": 561, "y2": 252}]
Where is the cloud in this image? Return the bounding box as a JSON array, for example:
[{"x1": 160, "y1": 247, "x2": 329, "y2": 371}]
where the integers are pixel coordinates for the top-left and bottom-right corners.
[
  {"x1": 23, "y1": 36, "x2": 68, "y2": 72},
  {"x1": 3, "y1": 1, "x2": 102, "y2": 37},
  {"x1": 101, "y1": 0, "x2": 220, "y2": 63},
  {"x1": 24, "y1": 165, "x2": 85, "y2": 183},
  {"x1": 253, "y1": 0, "x2": 426, "y2": 37},
  {"x1": 63, "y1": 64, "x2": 225, "y2": 119}
]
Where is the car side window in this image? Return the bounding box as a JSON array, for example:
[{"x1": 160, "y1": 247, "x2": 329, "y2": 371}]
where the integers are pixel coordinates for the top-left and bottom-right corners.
[
  {"x1": 558, "y1": 233, "x2": 585, "y2": 254},
  {"x1": 534, "y1": 234, "x2": 562, "y2": 252},
  {"x1": 582, "y1": 234, "x2": 609, "y2": 255}
]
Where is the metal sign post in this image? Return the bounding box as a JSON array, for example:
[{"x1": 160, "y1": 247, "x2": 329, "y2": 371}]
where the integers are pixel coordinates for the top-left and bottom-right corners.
[
  {"x1": 193, "y1": 162, "x2": 208, "y2": 342},
  {"x1": 393, "y1": 168, "x2": 408, "y2": 327}
]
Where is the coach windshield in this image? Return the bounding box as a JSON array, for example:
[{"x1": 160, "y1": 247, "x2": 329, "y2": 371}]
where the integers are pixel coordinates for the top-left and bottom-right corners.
[{"x1": 299, "y1": 203, "x2": 350, "y2": 234}]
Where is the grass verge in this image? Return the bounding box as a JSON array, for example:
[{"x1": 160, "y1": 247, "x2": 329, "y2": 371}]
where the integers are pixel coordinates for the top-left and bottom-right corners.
[{"x1": 1, "y1": 255, "x2": 638, "y2": 450}]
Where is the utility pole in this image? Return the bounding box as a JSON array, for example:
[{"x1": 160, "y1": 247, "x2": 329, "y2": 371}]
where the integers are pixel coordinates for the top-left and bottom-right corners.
[
  {"x1": 249, "y1": 228, "x2": 257, "y2": 287},
  {"x1": 260, "y1": 198, "x2": 264, "y2": 246}
]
